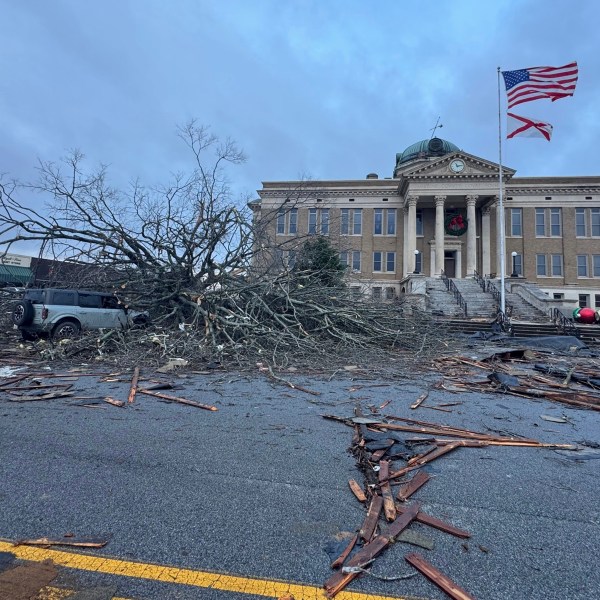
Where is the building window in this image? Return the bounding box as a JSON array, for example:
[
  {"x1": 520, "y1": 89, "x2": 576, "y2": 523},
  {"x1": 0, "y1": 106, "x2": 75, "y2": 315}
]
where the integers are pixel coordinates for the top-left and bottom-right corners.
[
  {"x1": 576, "y1": 208, "x2": 586, "y2": 237},
  {"x1": 593, "y1": 255, "x2": 600, "y2": 277},
  {"x1": 350, "y1": 286, "x2": 362, "y2": 299},
  {"x1": 373, "y1": 251, "x2": 382, "y2": 272},
  {"x1": 386, "y1": 252, "x2": 396, "y2": 273},
  {"x1": 553, "y1": 293, "x2": 564, "y2": 300},
  {"x1": 374, "y1": 209, "x2": 383, "y2": 235},
  {"x1": 416, "y1": 210, "x2": 423, "y2": 236},
  {"x1": 536, "y1": 254, "x2": 546, "y2": 276},
  {"x1": 308, "y1": 208, "x2": 317, "y2": 235},
  {"x1": 579, "y1": 294, "x2": 589, "y2": 308},
  {"x1": 551, "y1": 254, "x2": 563, "y2": 276},
  {"x1": 277, "y1": 208, "x2": 298, "y2": 235},
  {"x1": 385, "y1": 287, "x2": 396, "y2": 300},
  {"x1": 320, "y1": 208, "x2": 330, "y2": 235},
  {"x1": 276, "y1": 210, "x2": 285, "y2": 234},
  {"x1": 577, "y1": 255, "x2": 588, "y2": 277},
  {"x1": 511, "y1": 208, "x2": 522, "y2": 236},
  {"x1": 593, "y1": 208, "x2": 600, "y2": 236},
  {"x1": 387, "y1": 209, "x2": 396, "y2": 235},
  {"x1": 535, "y1": 209, "x2": 545, "y2": 236},
  {"x1": 341, "y1": 208, "x2": 349, "y2": 235},
  {"x1": 372, "y1": 287, "x2": 382, "y2": 301},
  {"x1": 352, "y1": 250, "x2": 361, "y2": 272},
  {"x1": 595, "y1": 293, "x2": 600, "y2": 308},
  {"x1": 550, "y1": 208, "x2": 562, "y2": 236},
  {"x1": 339, "y1": 251, "x2": 348, "y2": 267},
  {"x1": 353, "y1": 208, "x2": 362, "y2": 235},
  {"x1": 289, "y1": 208, "x2": 297, "y2": 234},
  {"x1": 308, "y1": 208, "x2": 329, "y2": 235}
]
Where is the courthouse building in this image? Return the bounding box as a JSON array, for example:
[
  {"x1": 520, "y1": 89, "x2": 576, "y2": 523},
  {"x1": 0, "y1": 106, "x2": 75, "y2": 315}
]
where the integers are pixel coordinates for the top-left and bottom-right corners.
[{"x1": 252, "y1": 137, "x2": 600, "y2": 309}]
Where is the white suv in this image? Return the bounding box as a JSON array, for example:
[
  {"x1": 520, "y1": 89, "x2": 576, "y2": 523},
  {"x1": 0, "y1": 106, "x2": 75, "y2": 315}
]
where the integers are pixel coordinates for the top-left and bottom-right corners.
[{"x1": 12, "y1": 288, "x2": 148, "y2": 341}]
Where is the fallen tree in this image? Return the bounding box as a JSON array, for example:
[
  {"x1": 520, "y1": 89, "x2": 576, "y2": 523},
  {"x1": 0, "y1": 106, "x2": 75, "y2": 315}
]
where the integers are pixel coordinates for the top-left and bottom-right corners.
[{"x1": 0, "y1": 122, "x2": 450, "y2": 367}]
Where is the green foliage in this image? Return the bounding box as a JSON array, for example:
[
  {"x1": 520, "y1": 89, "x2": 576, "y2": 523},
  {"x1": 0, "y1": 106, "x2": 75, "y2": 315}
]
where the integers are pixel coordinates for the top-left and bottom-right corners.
[{"x1": 293, "y1": 236, "x2": 346, "y2": 287}]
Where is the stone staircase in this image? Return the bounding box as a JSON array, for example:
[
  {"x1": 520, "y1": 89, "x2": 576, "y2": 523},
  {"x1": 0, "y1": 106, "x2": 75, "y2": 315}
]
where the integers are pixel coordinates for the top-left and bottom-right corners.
[
  {"x1": 422, "y1": 276, "x2": 600, "y2": 345},
  {"x1": 425, "y1": 278, "x2": 466, "y2": 318},
  {"x1": 503, "y1": 288, "x2": 549, "y2": 323},
  {"x1": 451, "y1": 278, "x2": 498, "y2": 318}
]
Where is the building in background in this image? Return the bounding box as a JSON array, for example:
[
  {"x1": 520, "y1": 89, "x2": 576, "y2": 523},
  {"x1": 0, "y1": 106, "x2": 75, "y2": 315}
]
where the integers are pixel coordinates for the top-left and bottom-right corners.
[{"x1": 251, "y1": 137, "x2": 600, "y2": 309}]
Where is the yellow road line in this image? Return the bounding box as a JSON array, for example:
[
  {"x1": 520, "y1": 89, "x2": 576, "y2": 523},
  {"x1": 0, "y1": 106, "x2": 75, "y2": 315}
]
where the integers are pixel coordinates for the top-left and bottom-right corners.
[{"x1": 0, "y1": 540, "x2": 427, "y2": 600}]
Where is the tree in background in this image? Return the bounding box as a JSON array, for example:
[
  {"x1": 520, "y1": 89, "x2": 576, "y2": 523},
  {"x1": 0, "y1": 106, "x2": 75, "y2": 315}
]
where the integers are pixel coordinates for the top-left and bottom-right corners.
[{"x1": 293, "y1": 236, "x2": 346, "y2": 287}]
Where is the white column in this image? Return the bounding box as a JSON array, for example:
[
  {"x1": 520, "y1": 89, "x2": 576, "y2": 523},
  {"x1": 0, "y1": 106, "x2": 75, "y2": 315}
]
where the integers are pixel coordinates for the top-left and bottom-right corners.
[
  {"x1": 403, "y1": 206, "x2": 409, "y2": 276},
  {"x1": 429, "y1": 244, "x2": 435, "y2": 276},
  {"x1": 482, "y1": 206, "x2": 491, "y2": 276},
  {"x1": 466, "y1": 195, "x2": 478, "y2": 276},
  {"x1": 407, "y1": 196, "x2": 418, "y2": 273},
  {"x1": 434, "y1": 195, "x2": 446, "y2": 276}
]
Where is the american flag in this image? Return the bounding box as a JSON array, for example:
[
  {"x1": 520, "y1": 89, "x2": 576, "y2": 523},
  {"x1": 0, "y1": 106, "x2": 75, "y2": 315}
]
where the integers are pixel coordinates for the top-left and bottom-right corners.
[
  {"x1": 502, "y1": 62, "x2": 578, "y2": 109},
  {"x1": 506, "y1": 112, "x2": 553, "y2": 141}
]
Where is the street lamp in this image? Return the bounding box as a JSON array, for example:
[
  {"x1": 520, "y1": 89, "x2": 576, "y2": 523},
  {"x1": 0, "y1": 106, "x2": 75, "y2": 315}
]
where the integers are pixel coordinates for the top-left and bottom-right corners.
[
  {"x1": 511, "y1": 251, "x2": 518, "y2": 278},
  {"x1": 413, "y1": 249, "x2": 420, "y2": 274}
]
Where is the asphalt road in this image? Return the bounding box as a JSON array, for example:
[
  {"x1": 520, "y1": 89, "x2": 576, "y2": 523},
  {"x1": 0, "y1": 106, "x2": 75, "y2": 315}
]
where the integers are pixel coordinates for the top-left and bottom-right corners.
[{"x1": 1, "y1": 364, "x2": 599, "y2": 599}]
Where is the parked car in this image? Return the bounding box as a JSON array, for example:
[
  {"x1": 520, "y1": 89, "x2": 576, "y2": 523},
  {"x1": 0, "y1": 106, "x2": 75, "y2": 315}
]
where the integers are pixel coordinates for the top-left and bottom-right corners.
[{"x1": 12, "y1": 288, "x2": 149, "y2": 341}]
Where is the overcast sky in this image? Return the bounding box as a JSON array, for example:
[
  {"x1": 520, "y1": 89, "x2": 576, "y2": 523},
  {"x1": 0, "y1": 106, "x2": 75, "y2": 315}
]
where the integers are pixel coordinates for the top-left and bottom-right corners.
[{"x1": 2, "y1": 0, "x2": 599, "y2": 255}]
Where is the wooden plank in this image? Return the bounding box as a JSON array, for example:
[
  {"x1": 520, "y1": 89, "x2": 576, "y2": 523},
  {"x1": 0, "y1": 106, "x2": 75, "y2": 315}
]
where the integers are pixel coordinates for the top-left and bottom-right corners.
[
  {"x1": 396, "y1": 506, "x2": 470, "y2": 538},
  {"x1": 370, "y1": 448, "x2": 388, "y2": 462},
  {"x1": 387, "y1": 443, "x2": 460, "y2": 481},
  {"x1": 14, "y1": 536, "x2": 110, "y2": 548},
  {"x1": 104, "y1": 397, "x2": 125, "y2": 408},
  {"x1": 348, "y1": 479, "x2": 367, "y2": 503},
  {"x1": 138, "y1": 389, "x2": 218, "y2": 411},
  {"x1": 378, "y1": 461, "x2": 396, "y2": 522},
  {"x1": 397, "y1": 470, "x2": 431, "y2": 502},
  {"x1": 359, "y1": 495, "x2": 383, "y2": 542},
  {"x1": 405, "y1": 552, "x2": 476, "y2": 600},
  {"x1": 324, "y1": 504, "x2": 420, "y2": 598},
  {"x1": 410, "y1": 391, "x2": 429, "y2": 409},
  {"x1": 330, "y1": 533, "x2": 358, "y2": 569},
  {"x1": 127, "y1": 366, "x2": 140, "y2": 404}
]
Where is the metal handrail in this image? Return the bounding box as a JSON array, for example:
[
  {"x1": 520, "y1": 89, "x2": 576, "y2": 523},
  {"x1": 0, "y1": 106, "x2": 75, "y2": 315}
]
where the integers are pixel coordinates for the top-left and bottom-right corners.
[
  {"x1": 473, "y1": 270, "x2": 486, "y2": 292},
  {"x1": 496, "y1": 309, "x2": 514, "y2": 335},
  {"x1": 550, "y1": 307, "x2": 580, "y2": 337},
  {"x1": 486, "y1": 280, "x2": 514, "y2": 317},
  {"x1": 441, "y1": 271, "x2": 468, "y2": 316}
]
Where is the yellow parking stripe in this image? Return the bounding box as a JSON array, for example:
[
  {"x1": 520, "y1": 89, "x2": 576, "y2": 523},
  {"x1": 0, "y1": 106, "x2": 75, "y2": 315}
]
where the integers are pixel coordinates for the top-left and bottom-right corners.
[{"x1": 0, "y1": 540, "x2": 427, "y2": 600}]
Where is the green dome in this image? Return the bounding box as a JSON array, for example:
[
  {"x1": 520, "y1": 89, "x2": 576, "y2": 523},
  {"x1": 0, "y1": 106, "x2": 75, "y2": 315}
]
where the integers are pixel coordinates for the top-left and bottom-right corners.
[{"x1": 396, "y1": 137, "x2": 460, "y2": 166}]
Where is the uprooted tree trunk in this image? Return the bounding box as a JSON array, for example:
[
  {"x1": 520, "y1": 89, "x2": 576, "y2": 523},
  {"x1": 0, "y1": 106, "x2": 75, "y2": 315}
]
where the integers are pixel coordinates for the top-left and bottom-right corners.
[{"x1": 0, "y1": 121, "x2": 450, "y2": 366}]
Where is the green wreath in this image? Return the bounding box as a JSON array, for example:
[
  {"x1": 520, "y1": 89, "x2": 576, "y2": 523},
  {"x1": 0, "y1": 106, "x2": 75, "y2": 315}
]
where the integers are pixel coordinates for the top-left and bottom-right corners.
[{"x1": 445, "y1": 213, "x2": 468, "y2": 236}]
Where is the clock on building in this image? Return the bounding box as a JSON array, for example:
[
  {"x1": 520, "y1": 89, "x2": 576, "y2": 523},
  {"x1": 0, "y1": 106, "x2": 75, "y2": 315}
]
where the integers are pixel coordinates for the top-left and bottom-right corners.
[{"x1": 450, "y1": 159, "x2": 465, "y2": 173}]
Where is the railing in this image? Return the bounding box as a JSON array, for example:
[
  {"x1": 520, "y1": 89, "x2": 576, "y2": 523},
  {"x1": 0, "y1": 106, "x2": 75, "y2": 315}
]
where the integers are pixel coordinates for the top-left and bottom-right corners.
[
  {"x1": 550, "y1": 307, "x2": 580, "y2": 337},
  {"x1": 441, "y1": 271, "x2": 468, "y2": 316},
  {"x1": 473, "y1": 270, "x2": 486, "y2": 292},
  {"x1": 486, "y1": 280, "x2": 514, "y2": 318},
  {"x1": 495, "y1": 309, "x2": 514, "y2": 335}
]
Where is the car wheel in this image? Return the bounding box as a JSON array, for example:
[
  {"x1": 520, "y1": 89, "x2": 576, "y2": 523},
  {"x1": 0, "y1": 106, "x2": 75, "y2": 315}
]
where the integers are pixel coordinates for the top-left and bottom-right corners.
[
  {"x1": 52, "y1": 319, "x2": 81, "y2": 341},
  {"x1": 12, "y1": 301, "x2": 34, "y2": 326}
]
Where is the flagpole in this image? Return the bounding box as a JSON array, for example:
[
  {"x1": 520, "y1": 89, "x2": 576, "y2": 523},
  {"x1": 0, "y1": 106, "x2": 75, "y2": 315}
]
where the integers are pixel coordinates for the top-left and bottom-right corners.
[{"x1": 497, "y1": 66, "x2": 506, "y2": 314}]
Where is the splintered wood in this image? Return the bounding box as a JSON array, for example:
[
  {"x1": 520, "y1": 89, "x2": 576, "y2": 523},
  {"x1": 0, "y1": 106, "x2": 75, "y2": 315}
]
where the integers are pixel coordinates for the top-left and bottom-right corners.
[
  {"x1": 321, "y1": 394, "x2": 577, "y2": 598},
  {"x1": 127, "y1": 366, "x2": 140, "y2": 403},
  {"x1": 405, "y1": 553, "x2": 475, "y2": 600}
]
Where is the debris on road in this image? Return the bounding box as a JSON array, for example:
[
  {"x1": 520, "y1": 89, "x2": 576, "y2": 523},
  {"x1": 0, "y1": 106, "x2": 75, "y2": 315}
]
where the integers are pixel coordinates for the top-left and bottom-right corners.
[
  {"x1": 322, "y1": 400, "x2": 578, "y2": 598},
  {"x1": 14, "y1": 536, "x2": 110, "y2": 549},
  {"x1": 405, "y1": 553, "x2": 475, "y2": 600},
  {"x1": 127, "y1": 366, "x2": 140, "y2": 403}
]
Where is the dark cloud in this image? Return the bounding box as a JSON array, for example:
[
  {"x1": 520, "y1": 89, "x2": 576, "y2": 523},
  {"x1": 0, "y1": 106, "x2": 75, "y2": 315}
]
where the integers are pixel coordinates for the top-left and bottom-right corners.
[{"x1": 1, "y1": 0, "x2": 599, "y2": 256}]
